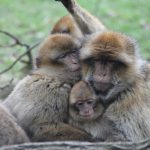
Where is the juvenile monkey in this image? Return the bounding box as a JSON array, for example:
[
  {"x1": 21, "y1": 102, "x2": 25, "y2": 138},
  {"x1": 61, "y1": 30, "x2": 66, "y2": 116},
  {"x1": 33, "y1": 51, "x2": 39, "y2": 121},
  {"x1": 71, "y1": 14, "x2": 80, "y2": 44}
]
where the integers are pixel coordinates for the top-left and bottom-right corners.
[
  {"x1": 0, "y1": 104, "x2": 29, "y2": 146},
  {"x1": 69, "y1": 81, "x2": 126, "y2": 141},
  {"x1": 51, "y1": 15, "x2": 83, "y2": 41},
  {"x1": 56, "y1": 0, "x2": 106, "y2": 34},
  {"x1": 3, "y1": 34, "x2": 91, "y2": 142},
  {"x1": 79, "y1": 31, "x2": 150, "y2": 142}
]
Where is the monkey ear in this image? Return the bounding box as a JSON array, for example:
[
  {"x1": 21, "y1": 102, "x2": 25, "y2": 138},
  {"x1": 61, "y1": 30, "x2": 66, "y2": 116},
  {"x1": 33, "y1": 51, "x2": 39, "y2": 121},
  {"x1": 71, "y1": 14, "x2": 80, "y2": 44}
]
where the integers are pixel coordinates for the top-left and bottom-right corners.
[{"x1": 121, "y1": 34, "x2": 138, "y2": 56}]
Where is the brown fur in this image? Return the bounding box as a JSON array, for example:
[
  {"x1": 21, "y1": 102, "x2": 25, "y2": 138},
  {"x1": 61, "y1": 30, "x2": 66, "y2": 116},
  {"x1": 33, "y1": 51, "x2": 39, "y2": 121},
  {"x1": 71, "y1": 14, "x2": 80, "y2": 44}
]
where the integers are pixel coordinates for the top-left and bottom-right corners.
[
  {"x1": 0, "y1": 104, "x2": 29, "y2": 146},
  {"x1": 57, "y1": 0, "x2": 106, "y2": 34},
  {"x1": 56, "y1": 0, "x2": 150, "y2": 142},
  {"x1": 80, "y1": 31, "x2": 150, "y2": 142},
  {"x1": 3, "y1": 34, "x2": 90, "y2": 142},
  {"x1": 69, "y1": 81, "x2": 126, "y2": 141},
  {"x1": 51, "y1": 15, "x2": 83, "y2": 40},
  {"x1": 70, "y1": 81, "x2": 94, "y2": 104},
  {"x1": 37, "y1": 34, "x2": 80, "y2": 67}
]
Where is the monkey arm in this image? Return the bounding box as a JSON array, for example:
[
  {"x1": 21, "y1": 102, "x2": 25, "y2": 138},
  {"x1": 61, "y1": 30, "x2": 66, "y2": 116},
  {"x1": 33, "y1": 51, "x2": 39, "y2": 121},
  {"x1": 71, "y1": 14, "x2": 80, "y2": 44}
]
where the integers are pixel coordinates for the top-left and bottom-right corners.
[
  {"x1": 3, "y1": 74, "x2": 91, "y2": 141},
  {"x1": 31, "y1": 123, "x2": 92, "y2": 142},
  {"x1": 56, "y1": 0, "x2": 106, "y2": 34}
]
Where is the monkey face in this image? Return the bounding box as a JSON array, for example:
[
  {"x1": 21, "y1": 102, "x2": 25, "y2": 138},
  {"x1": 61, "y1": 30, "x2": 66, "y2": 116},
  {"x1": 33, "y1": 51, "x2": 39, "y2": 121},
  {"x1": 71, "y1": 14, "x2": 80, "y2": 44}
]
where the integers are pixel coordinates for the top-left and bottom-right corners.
[
  {"x1": 70, "y1": 98, "x2": 104, "y2": 122},
  {"x1": 80, "y1": 31, "x2": 138, "y2": 102},
  {"x1": 69, "y1": 81, "x2": 104, "y2": 122},
  {"x1": 55, "y1": 49, "x2": 80, "y2": 72},
  {"x1": 35, "y1": 34, "x2": 82, "y2": 83},
  {"x1": 75, "y1": 99, "x2": 104, "y2": 121}
]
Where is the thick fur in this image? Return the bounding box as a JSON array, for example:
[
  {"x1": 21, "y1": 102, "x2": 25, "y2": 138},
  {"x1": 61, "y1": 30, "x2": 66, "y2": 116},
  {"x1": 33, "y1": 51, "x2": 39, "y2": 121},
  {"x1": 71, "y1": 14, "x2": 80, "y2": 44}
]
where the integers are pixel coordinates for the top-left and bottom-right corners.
[
  {"x1": 3, "y1": 34, "x2": 90, "y2": 141},
  {"x1": 104, "y1": 77, "x2": 150, "y2": 141},
  {"x1": 51, "y1": 15, "x2": 83, "y2": 41},
  {"x1": 69, "y1": 81, "x2": 126, "y2": 141},
  {"x1": 80, "y1": 31, "x2": 150, "y2": 142},
  {"x1": 56, "y1": 0, "x2": 106, "y2": 34},
  {"x1": 0, "y1": 104, "x2": 29, "y2": 146},
  {"x1": 56, "y1": 0, "x2": 150, "y2": 142},
  {"x1": 69, "y1": 115, "x2": 126, "y2": 141}
]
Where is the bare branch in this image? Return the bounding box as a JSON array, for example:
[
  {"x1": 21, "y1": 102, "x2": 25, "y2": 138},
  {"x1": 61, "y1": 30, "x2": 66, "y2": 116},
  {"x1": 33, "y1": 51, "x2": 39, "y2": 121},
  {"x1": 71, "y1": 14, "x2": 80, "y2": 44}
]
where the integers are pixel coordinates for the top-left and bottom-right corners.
[
  {"x1": 0, "y1": 30, "x2": 37, "y2": 68},
  {"x1": 0, "y1": 79, "x2": 14, "y2": 90},
  {"x1": 0, "y1": 42, "x2": 40, "y2": 75},
  {"x1": 0, "y1": 30, "x2": 29, "y2": 48}
]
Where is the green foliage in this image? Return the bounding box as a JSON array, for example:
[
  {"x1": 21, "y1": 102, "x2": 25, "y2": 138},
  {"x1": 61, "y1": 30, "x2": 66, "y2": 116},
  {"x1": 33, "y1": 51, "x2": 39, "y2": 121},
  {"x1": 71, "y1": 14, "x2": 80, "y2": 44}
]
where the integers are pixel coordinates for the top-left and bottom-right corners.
[{"x1": 0, "y1": 0, "x2": 150, "y2": 79}]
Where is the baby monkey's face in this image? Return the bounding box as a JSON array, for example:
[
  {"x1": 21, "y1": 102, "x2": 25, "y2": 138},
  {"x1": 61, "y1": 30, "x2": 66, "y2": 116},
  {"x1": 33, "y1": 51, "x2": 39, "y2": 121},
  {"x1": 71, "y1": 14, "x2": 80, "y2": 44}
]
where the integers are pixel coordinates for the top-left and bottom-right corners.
[{"x1": 69, "y1": 81, "x2": 105, "y2": 122}]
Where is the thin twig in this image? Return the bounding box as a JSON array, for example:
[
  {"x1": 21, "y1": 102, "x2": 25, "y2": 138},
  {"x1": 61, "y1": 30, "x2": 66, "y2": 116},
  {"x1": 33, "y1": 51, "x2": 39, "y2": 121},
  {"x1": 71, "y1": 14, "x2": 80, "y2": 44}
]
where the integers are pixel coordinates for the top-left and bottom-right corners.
[
  {"x1": 0, "y1": 42, "x2": 40, "y2": 75},
  {"x1": 0, "y1": 78, "x2": 14, "y2": 90},
  {"x1": 0, "y1": 30, "x2": 34, "y2": 66}
]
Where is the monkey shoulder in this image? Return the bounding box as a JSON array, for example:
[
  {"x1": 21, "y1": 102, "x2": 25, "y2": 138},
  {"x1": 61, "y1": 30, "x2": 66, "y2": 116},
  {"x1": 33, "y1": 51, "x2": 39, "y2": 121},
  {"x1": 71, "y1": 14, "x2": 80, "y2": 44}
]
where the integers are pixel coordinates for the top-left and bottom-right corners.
[
  {"x1": 104, "y1": 97, "x2": 150, "y2": 141},
  {"x1": 3, "y1": 74, "x2": 71, "y2": 129},
  {"x1": 5, "y1": 74, "x2": 71, "y2": 102}
]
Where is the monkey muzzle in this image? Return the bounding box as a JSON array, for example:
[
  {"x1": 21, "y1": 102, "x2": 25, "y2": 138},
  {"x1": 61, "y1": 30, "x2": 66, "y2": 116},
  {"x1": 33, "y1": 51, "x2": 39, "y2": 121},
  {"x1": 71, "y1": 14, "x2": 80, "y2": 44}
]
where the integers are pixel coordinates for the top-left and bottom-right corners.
[{"x1": 90, "y1": 80, "x2": 114, "y2": 95}]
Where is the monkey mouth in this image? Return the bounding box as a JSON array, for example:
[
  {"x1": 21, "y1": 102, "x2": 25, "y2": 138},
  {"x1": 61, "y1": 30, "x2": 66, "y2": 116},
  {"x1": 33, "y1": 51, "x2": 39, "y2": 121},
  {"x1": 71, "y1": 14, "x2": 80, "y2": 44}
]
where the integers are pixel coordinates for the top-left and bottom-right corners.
[
  {"x1": 81, "y1": 114, "x2": 93, "y2": 118},
  {"x1": 71, "y1": 67, "x2": 81, "y2": 72},
  {"x1": 80, "y1": 111, "x2": 94, "y2": 119},
  {"x1": 80, "y1": 114, "x2": 96, "y2": 122},
  {"x1": 92, "y1": 82, "x2": 113, "y2": 94}
]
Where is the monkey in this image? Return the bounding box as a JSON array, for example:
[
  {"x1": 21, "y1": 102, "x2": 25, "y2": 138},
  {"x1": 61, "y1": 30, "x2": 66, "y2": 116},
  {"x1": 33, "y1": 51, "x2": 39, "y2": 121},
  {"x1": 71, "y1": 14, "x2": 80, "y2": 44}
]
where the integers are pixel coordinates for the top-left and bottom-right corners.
[
  {"x1": 78, "y1": 31, "x2": 150, "y2": 142},
  {"x1": 0, "y1": 104, "x2": 30, "y2": 146},
  {"x1": 3, "y1": 33, "x2": 91, "y2": 142},
  {"x1": 55, "y1": 0, "x2": 106, "y2": 34},
  {"x1": 51, "y1": 15, "x2": 83, "y2": 41},
  {"x1": 69, "y1": 81, "x2": 126, "y2": 141},
  {"x1": 56, "y1": 0, "x2": 150, "y2": 142}
]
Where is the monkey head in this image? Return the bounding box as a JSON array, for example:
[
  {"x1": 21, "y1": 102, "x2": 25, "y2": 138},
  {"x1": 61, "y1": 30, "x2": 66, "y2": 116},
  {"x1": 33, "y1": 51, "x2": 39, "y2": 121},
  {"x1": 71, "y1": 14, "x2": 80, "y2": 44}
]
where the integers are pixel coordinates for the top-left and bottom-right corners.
[
  {"x1": 80, "y1": 31, "x2": 142, "y2": 103},
  {"x1": 51, "y1": 15, "x2": 83, "y2": 41},
  {"x1": 35, "y1": 34, "x2": 81, "y2": 84},
  {"x1": 69, "y1": 81, "x2": 104, "y2": 122}
]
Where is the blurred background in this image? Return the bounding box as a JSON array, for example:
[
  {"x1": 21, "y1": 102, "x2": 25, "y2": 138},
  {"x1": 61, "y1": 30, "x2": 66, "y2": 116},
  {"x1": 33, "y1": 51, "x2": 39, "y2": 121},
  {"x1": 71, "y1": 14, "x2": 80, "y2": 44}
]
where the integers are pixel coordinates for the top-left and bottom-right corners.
[{"x1": 0, "y1": 0, "x2": 150, "y2": 98}]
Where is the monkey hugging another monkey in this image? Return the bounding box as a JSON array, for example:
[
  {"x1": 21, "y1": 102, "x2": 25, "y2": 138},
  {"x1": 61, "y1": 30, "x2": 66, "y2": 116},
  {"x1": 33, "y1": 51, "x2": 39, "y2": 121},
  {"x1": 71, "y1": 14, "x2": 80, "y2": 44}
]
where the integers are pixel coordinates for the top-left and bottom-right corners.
[
  {"x1": 1, "y1": 0, "x2": 150, "y2": 145},
  {"x1": 57, "y1": 0, "x2": 150, "y2": 142}
]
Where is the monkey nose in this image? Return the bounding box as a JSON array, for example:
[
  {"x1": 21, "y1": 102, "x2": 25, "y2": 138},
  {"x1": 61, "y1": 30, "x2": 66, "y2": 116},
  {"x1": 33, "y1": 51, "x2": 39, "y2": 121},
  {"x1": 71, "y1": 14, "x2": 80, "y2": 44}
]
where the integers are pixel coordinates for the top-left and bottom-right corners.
[{"x1": 71, "y1": 63, "x2": 81, "y2": 72}]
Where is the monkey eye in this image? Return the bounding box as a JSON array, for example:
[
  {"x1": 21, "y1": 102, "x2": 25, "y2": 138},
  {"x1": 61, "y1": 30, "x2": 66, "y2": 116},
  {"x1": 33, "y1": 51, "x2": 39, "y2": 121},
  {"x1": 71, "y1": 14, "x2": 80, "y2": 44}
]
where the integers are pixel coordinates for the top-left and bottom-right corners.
[
  {"x1": 76, "y1": 101, "x2": 83, "y2": 107},
  {"x1": 110, "y1": 60, "x2": 126, "y2": 69},
  {"x1": 87, "y1": 100, "x2": 93, "y2": 105},
  {"x1": 71, "y1": 49, "x2": 78, "y2": 53},
  {"x1": 56, "y1": 53, "x2": 66, "y2": 59}
]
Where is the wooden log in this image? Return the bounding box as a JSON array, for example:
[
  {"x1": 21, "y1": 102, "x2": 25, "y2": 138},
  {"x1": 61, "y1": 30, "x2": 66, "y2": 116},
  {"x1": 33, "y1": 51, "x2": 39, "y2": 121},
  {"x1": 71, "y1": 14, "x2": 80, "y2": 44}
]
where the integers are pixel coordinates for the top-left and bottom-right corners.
[{"x1": 0, "y1": 139, "x2": 150, "y2": 150}]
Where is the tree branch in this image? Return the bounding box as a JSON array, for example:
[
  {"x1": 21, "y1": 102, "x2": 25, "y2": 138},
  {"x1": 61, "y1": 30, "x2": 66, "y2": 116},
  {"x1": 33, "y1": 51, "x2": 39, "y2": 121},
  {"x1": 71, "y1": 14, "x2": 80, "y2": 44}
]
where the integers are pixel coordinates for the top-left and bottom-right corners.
[
  {"x1": 0, "y1": 42, "x2": 40, "y2": 75},
  {"x1": 0, "y1": 30, "x2": 40, "y2": 73}
]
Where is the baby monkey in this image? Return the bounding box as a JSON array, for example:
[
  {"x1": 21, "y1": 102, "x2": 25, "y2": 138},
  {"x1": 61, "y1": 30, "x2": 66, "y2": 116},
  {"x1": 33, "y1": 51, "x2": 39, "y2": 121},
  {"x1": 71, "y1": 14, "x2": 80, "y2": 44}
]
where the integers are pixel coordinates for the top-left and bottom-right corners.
[{"x1": 69, "y1": 81, "x2": 126, "y2": 141}]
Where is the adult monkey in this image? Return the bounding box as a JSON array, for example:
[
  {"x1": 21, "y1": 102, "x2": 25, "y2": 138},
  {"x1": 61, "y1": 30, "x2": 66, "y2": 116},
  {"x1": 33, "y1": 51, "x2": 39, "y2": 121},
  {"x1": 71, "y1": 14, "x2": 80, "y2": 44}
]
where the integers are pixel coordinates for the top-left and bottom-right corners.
[
  {"x1": 3, "y1": 34, "x2": 91, "y2": 142},
  {"x1": 79, "y1": 31, "x2": 150, "y2": 141},
  {"x1": 56, "y1": 0, "x2": 150, "y2": 142}
]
